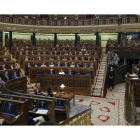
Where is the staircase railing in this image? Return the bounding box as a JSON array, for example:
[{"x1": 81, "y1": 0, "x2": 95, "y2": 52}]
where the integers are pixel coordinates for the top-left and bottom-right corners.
[
  {"x1": 101, "y1": 54, "x2": 108, "y2": 97},
  {"x1": 130, "y1": 85, "x2": 136, "y2": 125},
  {"x1": 59, "y1": 104, "x2": 91, "y2": 125}
]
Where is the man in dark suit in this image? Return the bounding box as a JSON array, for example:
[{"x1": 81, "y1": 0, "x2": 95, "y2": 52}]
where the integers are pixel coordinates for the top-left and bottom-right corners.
[
  {"x1": 0, "y1": 64, "x2": 6, "y2": 70},
  {"x1": 26, "y1": 63, "x2": 31, "y2": 74},
  {"x1": 56, "y1": 61, "x2": 61, "y2": 67},
  {"x1": 68, "y1": 69, "x2": 74, "y2": 75},
  {"x1": 9, "y1": 64, "x2": 14, "y2": 69},
  {"x1": 11, "y1": 72, "x2": 18, "y2": 79},
  {"x1": 108, "y1": 67, "x2": 115, "y2": 89},
  {"x1": 48, "y1": 69, "x2": 55, "y2": 74},
  {"x1": 64, "y1": 62, "x2": 69, "y2": 67},
  {"x1": 33, "y1": 63, "x2": 38, "y2": 67},
  {"x1": 2, "y1": 71, "x2": 9, "y2": 82}
]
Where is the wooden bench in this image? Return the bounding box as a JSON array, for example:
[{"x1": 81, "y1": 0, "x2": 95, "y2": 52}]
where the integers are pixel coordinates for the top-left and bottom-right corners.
[{"x1": 0, "y1": 55, "x2": 12, "y2": 62}]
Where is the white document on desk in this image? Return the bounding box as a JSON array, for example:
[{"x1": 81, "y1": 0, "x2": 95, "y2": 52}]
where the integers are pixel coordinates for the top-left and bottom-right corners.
[
  {"x1": 53, "y1": 92, "x2": 57, "y2": 94},
  {"x1": 36, "y1": 109, "x2": 48, "y2": 114}
]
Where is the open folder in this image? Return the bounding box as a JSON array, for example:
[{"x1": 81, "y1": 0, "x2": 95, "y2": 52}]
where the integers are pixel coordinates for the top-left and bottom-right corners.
[{"x1": 36, "y1": 109, "x2": 48, "y2": 114}]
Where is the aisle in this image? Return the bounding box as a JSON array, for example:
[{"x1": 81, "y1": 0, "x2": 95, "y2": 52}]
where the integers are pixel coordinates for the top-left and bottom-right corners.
[{"x1": 69, "y1": 83, "x2": 128, "y2": 125}]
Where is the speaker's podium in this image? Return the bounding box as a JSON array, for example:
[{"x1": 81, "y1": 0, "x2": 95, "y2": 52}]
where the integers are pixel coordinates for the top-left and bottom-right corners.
[{"x1": 0, "y1": 98, "x2": 28, "y2": 125}]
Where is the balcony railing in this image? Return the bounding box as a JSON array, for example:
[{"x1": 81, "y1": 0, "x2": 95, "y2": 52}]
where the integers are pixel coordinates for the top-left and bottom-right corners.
[{"x1": 0, "y1": 15, "x2": 140, "y2": 26}]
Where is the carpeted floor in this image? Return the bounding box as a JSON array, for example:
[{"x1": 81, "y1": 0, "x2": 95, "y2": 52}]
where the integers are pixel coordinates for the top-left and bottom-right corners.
[{"x1": 69, "y1": 83, "x2": 128, "y2": 125}]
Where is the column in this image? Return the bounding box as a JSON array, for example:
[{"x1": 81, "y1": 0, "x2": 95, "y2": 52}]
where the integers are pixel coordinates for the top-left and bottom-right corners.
[
  {"x1": 96, "y1": 32, "x2": 99, "y2": 46},
  {"x1": 9, "y1": 31, "x2": 12, "y2": 53},
  {"x1": 33, "y1": 33, "x2": 36, "y2": 46},
  {"x1": 54, "y1": 33, "x2": 57, "y2": 47},
  {"x1": 118, "y1": 32, "x2": 121, "y2": 44},
  {"x1": 75, "y1": 33, "x2": 78, "y2": 46},
  {"x1": 124, "y1": 57, "x2": 126, "y2": 65},
  {"x1": 0, "y1": 32, "x2": 2, "y2": 45}
]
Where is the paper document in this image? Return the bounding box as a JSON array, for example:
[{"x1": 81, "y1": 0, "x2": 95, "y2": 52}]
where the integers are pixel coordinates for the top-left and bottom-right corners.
[
  {"x1": 129, "y1": 74, "x2": 136, "y2": 76},
  {"x1": 53, "y1": 92, "x2": 57, "y2": 94},
  {"x1": 36, "y1": 109, "x2": 48, "y2": 114},
  {"x1": 132, "y1": 78, "x2": 139, "y2": 79}
]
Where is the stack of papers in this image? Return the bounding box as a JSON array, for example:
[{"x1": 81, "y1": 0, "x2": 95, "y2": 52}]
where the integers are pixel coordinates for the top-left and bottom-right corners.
[{"x1": 36, "y1": 109, "x2": 48, "y2": 114}]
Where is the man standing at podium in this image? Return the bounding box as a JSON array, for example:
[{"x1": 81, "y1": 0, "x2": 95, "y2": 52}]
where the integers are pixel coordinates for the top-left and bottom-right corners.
[{"x1": 108, "y1": 67, "x2": 115, "y2": 90}]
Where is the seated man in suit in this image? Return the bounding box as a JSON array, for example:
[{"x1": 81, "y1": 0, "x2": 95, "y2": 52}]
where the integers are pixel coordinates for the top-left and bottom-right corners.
[
  {"x1": 24, "y1": 56, "x2": 29, "y2": 61},
  {"x1": 76, "y1": 63, "x2": 80, "y2": 67},
  {"x1": 19, "y1": 51, "x2": 23, "y2": 56},
  {"x1": 57, "y1": 61, "x2": 61, "y2": 67},
  {"x1": 37, "y1": 52, "x2": 41, "y2": 55},
  {"x1": 32, "y1": 57, "x2": 36, "y2": 60},
  {"x1": 49, "y1": 62, "x2": 54, "y2": 67},
  {"x1": 56, "y1": 56, "x2": 61, "y2": 60},
  {"x1": 81, "y1": 57, "x2": 85, "y2": 61},
  {"x1": 87, "y1": 56, "x2": 91, "y2": 61},
  {"x1": 83, "y1": 63, "x2": 88, "y2": 67},
  {"x1": 49, "y1": 69, "x2": 55, "y2": 74},
  {"x1": 41, "y1": 62, "x2": 47, "y2": 67},
  {"x1": 2, "y1": 71, "x2": 9, "y2": 82},
  {"x1": 37, "y1": 56, "x2": 42, "y2": 60},
  {"x1": 33, "y1": 63, "x2": 38, "y2": 67},
  {"x1": 0, "y1": 64, "x2": 6, "y2": 70},
  {"x1": 49, "y1": 51, "x2": 53, "y2": 55},
  {"x1": 59, "y1": 69, "x2": 65, "y2": 75},
  {"x1": 74, "y1": 52, "x2": 77, "y2": 55},
  {"x1": 9, "y1": 64, "x2": 14, "y2": 69},
  {"x1": 69, "y1": 57, "x2": 73, "y2": 60},
  {"x1": 68, "y1": 69, "x2": 74, "y2": 75},
  {"x1": 64, "y1": 62, "x2": 68, "y2": 67},
  {"x1": 11, "y1": 72, "x2": 18, "y2": 79}
]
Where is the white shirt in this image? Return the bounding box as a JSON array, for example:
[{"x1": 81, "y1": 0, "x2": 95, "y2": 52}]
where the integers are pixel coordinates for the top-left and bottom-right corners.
[{"x1": 59, "y1": 72, "x2": 65, "y2": 74}]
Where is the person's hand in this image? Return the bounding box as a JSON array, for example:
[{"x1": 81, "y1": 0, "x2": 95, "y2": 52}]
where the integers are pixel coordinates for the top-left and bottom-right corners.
[{"x1": 0, "y1": 117, "x2": 5, "y2": 124}]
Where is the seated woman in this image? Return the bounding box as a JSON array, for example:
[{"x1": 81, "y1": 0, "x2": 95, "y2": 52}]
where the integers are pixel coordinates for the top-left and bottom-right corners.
[
  {"x1": 47, "y1": 87, "x2": 53, "y2": 97},
  {"x1": 41, "y1": 62, "x2": 47, "y2": 67},
  {"x1": 49, "y1": 62, "x2": 54, "y2": 67},
  {"x1": 70, "y1": 62, "x2": 75, "y2": 67},
  {"x1": 35, "y1": 83, "x2": 47, "y2": 96},
  {"x1": 59, "y1": 69, "x2": 65, "y2": 75}
]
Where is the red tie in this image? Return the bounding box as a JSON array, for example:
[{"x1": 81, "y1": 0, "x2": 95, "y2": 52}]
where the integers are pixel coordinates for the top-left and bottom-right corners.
[{"x1": 51, "y1": 72, "x2": 52, "y2": 74}]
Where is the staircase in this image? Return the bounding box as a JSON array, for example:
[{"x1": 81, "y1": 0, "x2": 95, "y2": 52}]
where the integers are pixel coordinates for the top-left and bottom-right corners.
[{"x1": 92, "y1": 48, "x2": 108, "y2": 97}]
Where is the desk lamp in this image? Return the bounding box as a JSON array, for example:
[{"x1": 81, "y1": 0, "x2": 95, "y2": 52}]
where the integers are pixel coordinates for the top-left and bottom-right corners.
[{"x1": 60, "y1": 84, "x2": 65, "y2": 95}]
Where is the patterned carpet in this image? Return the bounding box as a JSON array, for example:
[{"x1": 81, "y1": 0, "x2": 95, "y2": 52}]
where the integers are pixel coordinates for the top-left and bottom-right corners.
[{"x1": 69, "y1": 83, "x2": 128, "y2": 125}]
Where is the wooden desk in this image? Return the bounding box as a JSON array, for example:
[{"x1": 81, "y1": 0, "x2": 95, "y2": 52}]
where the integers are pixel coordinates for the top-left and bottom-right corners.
[
  {"x1": 0, "y1": 112, "x2": 16, "y2": 124},
  {"x1": 54, "y1": 92, "x2": 75, "y2": 106}
]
